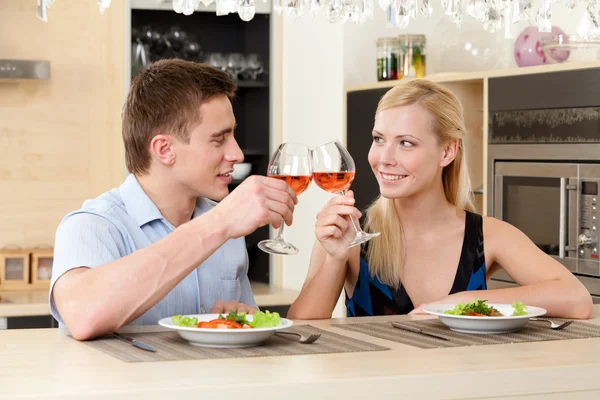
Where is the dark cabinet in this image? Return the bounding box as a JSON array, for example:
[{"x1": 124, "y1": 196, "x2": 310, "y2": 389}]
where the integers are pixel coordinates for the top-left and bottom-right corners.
[{"x1": 131, "y1": 8, "x2": 272, "y2": 283}]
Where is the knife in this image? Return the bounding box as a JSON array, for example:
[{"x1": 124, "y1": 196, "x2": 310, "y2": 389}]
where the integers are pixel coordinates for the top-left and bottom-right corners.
[
  {"x1": 391, "y1": 322, "x2": 449, "y2": 341},
  {"x1": 112, "y1": 332, "x2": 157, "y2": 352}
]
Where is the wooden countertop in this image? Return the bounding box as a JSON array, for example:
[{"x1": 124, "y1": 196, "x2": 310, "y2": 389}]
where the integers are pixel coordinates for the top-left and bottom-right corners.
[
  {"x1": 251, "y1": 281, "x2": 299, "y2": 307},
  {"x1": 1, "y1": 306, "x2": 600, "y2": 399},
  {"x1": 0, "y1": 289, "x2": 49, "y2": 318},
  {"x1": 0, "y1": 282, "x2": 298, "y2": 318}
]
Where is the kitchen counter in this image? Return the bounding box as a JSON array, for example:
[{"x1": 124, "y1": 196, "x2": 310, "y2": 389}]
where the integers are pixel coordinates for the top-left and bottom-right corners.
[
  {"x1": 0, "y1": 281, "x2": 298, "y2": 319},
  {"x1": 250, "y1": 281, "x2": 299, "y2": 307},
  {"x1": 1, "y1": 306, "x2": 600, "y2": 399},
  {"x1": 0, "y1": 289, "x2": 49, "y2": 318}
]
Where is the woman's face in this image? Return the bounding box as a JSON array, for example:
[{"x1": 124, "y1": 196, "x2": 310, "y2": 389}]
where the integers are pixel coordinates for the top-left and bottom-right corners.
[{"x1": 368, "y1": 103, "x2": 456, "y2": 200}]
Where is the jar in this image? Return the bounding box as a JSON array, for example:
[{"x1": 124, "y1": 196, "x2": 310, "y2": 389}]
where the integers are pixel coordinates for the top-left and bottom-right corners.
[
  {"x1": 376, "y1": 38, "x2": 401, "y2": 81},
  {"x1": 398, "y1": 34, "x2": 426, "y2": 78}
]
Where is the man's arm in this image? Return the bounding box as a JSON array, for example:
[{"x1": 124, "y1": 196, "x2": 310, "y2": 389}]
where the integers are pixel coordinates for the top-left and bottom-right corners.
[
  {"x1": 52, "y1": 210, "x2": 229, "y2": 340},
  {"x1": 52, "y1": 175, "x2": 297, "y2": 340}
]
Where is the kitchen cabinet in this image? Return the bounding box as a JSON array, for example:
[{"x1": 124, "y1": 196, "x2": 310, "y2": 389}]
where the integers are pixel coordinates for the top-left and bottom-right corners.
[{"x1": 129, "y1": 3, "x2": 273, "y2": 283}]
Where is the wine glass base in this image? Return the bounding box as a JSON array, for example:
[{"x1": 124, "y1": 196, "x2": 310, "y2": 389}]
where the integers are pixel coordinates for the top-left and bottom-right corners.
[
  {"x1": 258, "y1": 239, "x2": 299, "y2": 255},
  {"x1": 347, "y1": 231, "x2": 381, "y2": 248}
]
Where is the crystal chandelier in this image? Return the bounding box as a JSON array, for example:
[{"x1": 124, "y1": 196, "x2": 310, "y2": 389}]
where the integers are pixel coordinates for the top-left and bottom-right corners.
[{"x1": 36, "y1": 0, "x2": 600, "y2": 39}]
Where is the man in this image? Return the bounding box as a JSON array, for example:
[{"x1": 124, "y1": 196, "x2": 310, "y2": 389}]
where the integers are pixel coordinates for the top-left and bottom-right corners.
[{"x1": 50, "y1": 59, "x2": 297, "y2": 340}]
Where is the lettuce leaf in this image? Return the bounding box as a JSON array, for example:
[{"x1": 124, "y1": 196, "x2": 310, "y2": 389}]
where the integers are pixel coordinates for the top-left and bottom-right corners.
[
  {"x1": 511, "y1": 301, "x2": 528, "y2": 316},
  {"x1": 443, "y1": 303, "x2": 467, "y2": 315},
  {"x1": 249, "y1": 310, "x2": 281, "y2": 328},
  {"x1": 171, "y1": 314, "x2": 198, "y2": 327},
  {"x1": 220, "y1": 311, "x2": 250, "y2": 325},
  {"x1": 444, "y1": 299, "x2": 498, "y2": 315}
]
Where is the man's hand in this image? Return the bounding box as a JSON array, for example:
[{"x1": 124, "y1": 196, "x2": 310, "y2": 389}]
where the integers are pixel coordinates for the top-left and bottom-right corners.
[
  {"x1": 211, "y1": 300, "x2": 258, "y2": 315},
  {"x1": 213, "y1": 175, "x2": 298, "y2": 239}
]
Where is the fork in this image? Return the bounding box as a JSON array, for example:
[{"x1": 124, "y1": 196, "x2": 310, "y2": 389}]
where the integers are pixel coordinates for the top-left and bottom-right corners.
[
  {"x1": 529, "y1": 318, "x2": 574, "y2": 330},
  {"x1": 274, "y1": 331, "x2": 321, "y2": 344}
]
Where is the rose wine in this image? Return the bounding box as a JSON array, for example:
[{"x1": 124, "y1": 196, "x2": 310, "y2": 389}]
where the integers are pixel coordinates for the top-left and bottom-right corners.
[
  {"x1": 270, "y1": 175, "x2": 312, "y2": 195},
  {"x1": 313, "y1": 172, "x2": 355, "y2": 194}
]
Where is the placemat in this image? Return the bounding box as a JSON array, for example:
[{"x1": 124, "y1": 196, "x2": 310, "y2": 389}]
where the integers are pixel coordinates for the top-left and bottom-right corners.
[
  {"x1": 335, "y1": 319, "x2": 600, "y2": 349},
  {"x1": 82, "y1": 324, "x2": 389, "y2": 362}
]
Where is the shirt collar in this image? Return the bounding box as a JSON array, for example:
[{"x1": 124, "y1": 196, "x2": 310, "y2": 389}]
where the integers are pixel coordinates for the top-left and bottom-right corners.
[
  {"x1": 120, "y1": 174, "x2": 167, "y2": 227},
  {"x1": 120, "y1": 174, "x2": 211, "y2": 228}
]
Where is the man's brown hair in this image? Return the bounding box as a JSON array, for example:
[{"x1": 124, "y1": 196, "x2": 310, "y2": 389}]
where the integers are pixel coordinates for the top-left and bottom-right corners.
[{"x1": 122, "y1": 59, "x2": 237, "y2": 174}]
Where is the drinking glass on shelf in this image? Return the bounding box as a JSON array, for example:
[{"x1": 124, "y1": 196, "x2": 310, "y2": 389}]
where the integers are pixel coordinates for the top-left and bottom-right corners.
[
  {"x1": 312, "y1": 140, "x2": 380, "y2": 247},
  {"x1": 205, "y1": 53, "x2": 226, "y2": 71},
  {"x1": 226, "y1": 53, "x2": 245, "y2": 80},
  {"x1": 244, "y1": 53, "x2": 264, "y2": 80},
  {"x1": 258, "y1": 143, "x2": 312, "y2": 256}
]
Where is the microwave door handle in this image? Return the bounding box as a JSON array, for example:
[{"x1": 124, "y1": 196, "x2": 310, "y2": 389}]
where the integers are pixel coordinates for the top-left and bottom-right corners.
[
  {"x1": 559, "y1": 178, "x2": 567, "y2": 259},
  {"x1": 559, "y1": 178, "x2": 578, "y2": 258}
]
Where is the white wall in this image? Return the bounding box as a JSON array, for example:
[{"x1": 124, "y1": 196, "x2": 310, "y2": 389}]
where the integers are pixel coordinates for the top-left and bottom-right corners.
[{"x1": 278, "y1": 14, "x2": 346, "y2": 316}]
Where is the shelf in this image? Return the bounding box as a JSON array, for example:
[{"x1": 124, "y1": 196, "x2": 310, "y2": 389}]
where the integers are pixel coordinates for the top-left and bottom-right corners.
[
  {"x1": 241, "y1": 149, "x2": 266, "y2": 157},
  {"x1": 471, "y1": 186, "x2": 484, "y2": 195},
  {"x1": 345, "y1": 60, "x2": 600, "y2": 93},
  {"x1": 235, "y1": 80, "x2": 268, "y2": 88}
]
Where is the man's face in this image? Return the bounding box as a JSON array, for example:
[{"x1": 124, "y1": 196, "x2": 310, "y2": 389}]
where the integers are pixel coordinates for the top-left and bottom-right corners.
[{"x1": 169, "y1": 95, "x2": 244, "y2": 201}]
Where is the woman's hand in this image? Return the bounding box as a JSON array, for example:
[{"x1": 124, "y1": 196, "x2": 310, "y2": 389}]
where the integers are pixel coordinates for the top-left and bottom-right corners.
[
  {"x1": 314, "y1": 191, "x2": 362, "y2": 261},
  {"x1": 409, "y1": 303, "x2": 428, "y2": 315}
]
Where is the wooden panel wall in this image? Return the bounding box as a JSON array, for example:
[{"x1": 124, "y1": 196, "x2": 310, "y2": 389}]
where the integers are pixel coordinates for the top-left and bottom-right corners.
[
  {"x1": 0, "y1": 1, "x2": 125, "y2": 247},
  {"x1": 442, "y1": 81, "x2": 484, "y2": 214}
]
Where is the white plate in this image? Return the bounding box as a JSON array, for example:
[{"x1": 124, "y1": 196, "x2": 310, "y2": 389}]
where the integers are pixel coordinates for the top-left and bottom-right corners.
[
  {"x1": 158, "y1": 314, "x2": 294, "y2": 348},
  {"x1": 422, "y1": 303, "x2": 547, "y2": 334}
]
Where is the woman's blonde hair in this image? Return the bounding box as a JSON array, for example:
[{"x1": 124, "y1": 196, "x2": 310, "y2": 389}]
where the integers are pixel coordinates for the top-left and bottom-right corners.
[{"x1": 363, "y1": 79, "x2": 475, "y2": 289}]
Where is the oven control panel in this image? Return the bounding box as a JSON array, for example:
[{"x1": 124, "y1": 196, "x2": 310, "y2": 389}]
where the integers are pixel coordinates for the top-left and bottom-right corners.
[{"x1": 580, "y1": 181, "x2": 600, "y2": 260}]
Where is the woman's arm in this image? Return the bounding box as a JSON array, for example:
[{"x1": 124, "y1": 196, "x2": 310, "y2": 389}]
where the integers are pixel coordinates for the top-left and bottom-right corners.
[
  {"x1": 287, "y1": 242, "x2": 359, "y2": 319},
  {"x1": 413, "y1": 217, "x2": 593, "y2": 319},
  {"x1": 287, "y1": 193, "x2": 362, "y2": 320}
]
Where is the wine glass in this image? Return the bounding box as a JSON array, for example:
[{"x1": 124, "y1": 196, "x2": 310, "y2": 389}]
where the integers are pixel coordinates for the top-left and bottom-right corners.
[
  {"x1": 244, "y1": 53, "x2": 264, "y2": 80},
  {"x1": 205, "y1": 53, "x2": 226, "y2": 71},
  {"x1": 225, "y1": 53, "x2": 245, "y2": 80},
  {"x1": 312, "y1": 140, "x2": 380, "y2": 247},
  {"x1": 258, "y1": 143, "x2": 313, "y2": 255}
]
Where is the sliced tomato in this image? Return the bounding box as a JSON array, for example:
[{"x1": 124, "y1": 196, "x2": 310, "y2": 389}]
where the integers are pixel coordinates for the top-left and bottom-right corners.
[
  {"x1": 196, "y1": 319, "x2": 243, "y2": 329},
  {"x1": 197, "y1": 321, "x2": 221, "y2": 328},
  {"x1": 467, "y1": 312, "x2": 485, "y2": 317},
  {"x1": 210, "y1": 319, "x2": 242, "y2": 328}
]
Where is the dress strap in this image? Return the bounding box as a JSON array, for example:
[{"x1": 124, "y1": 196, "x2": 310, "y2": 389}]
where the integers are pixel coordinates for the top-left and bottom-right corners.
[{"x1": 449, "y1": 211, "x2": 485, "y2": 293}]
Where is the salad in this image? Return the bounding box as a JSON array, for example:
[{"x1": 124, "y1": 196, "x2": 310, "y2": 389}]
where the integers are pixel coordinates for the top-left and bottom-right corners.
[
  {"x1": 171, "y1": 310, "x2": 281, "y2": 329},
  {"x1": 443, "y1": 299, "x2": 528, "y2": 317}
]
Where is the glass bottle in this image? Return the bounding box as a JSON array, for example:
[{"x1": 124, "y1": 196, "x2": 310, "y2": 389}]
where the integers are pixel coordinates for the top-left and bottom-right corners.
[
  {"x1": 398, "y1": 34, "x2": 427, "y2": 78},
  {"x1": 376, "y1": 38, "x2": 400, "y2": 81}
]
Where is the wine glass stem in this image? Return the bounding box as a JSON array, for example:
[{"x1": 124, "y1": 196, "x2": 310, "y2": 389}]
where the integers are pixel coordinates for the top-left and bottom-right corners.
[
  {"x1": 349, "y1": 215, "x2": 363, "y2": 235},
  {"x1": 276, "y1": 218, "x2": 286, "y2": 240},
  {"x1": 340, "y1": 189, "x2": 364, "y2": 234}
]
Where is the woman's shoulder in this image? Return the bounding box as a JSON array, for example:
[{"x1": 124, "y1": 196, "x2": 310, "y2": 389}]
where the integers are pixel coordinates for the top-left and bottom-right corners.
[
  {"x1": 481, "y1": 215, "x2": 517, "y2": 235},
  {"x1": 480, "y1": 215, "x2": 533, "y2": 253}
]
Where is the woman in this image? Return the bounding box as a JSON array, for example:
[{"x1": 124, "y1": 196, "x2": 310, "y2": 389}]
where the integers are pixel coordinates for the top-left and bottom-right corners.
[{"x1": 288, "y1": 79, "x2": 592, "y2": 320}]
